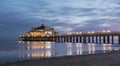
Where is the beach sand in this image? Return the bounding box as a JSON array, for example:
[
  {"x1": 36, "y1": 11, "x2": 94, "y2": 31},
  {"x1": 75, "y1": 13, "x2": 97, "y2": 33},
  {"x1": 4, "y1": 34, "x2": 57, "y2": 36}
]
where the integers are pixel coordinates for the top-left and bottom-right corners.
[{"x1": 0, "y1": 50, "x2": 120, "y2": 66}]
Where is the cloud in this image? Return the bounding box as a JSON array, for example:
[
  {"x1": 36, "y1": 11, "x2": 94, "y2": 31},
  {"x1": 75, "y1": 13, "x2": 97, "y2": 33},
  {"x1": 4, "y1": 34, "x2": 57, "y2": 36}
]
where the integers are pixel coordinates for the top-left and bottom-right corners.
[
  {"x1": 0, "y1": 0, "x2": 120, "y2": 39},
  {"x1": 54, "y1": 26, "x2": 73, "y2": 32},
  {"x1": 99, "y1": 23, "x2": 111, "y2": 27}
]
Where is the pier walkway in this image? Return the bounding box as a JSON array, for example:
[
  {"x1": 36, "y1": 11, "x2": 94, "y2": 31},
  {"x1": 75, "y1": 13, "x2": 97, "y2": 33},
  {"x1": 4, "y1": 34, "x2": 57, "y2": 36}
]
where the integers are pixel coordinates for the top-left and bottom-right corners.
[{"x1": 20, "y1": 31, "x2": 120, "y2": 44}]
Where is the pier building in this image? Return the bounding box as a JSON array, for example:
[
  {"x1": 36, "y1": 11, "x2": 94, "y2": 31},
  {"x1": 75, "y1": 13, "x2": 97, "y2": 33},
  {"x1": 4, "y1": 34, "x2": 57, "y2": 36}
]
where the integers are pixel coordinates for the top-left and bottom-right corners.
[{"x1": 20, "y1": 24, "x2": 58, "y2": 41}]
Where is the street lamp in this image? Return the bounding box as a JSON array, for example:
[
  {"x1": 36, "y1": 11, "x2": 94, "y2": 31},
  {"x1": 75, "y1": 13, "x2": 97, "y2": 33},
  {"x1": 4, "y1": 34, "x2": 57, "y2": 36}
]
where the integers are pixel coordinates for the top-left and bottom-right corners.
[
  {"x1": 76, "y1": 32, "x2": 79, "y2": 34},
  {"x1": 79, "y1": 32, "x2": 82, "y2": 34},
  {"x1": 103, "y1": 30, "x2": 106, "y2": 33},
  {"x1": 91, "y1": 31, "x2": 94, "y2": 33},
  {"x1": 107, "y1": 30, "x2": 111, "y2": 33},
  {"x1": 88, "y1": 31, "x2": 91, "y2": 34}
]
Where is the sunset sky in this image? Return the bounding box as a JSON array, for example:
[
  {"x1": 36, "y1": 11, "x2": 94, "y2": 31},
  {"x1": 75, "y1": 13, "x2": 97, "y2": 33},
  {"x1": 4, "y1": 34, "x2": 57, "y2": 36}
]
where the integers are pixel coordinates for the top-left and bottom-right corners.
[{"x1": 0, "y1": 0, "x2": 120, "y2": 40}]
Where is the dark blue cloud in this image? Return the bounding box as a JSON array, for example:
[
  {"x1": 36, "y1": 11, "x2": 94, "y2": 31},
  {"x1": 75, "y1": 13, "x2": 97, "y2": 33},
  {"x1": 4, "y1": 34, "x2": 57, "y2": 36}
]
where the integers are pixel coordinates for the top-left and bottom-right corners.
[{"x1": 0, "y1": 0, "x2": 120, "y2": 40}]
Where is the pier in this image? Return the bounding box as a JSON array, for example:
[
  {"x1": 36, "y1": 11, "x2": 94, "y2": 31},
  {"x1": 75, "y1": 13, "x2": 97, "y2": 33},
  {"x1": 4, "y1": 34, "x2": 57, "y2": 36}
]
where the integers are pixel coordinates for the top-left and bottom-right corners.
[{"x1": 20, "y1": 30, "x2": 120, "y2": 44}]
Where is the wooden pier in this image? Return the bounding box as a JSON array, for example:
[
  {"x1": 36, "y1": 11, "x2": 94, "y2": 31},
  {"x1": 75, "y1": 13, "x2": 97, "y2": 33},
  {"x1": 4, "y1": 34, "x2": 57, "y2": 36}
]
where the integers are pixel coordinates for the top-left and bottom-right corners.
[{"x1": 20, "y1": 31, "x2": 120, "y2": 44}]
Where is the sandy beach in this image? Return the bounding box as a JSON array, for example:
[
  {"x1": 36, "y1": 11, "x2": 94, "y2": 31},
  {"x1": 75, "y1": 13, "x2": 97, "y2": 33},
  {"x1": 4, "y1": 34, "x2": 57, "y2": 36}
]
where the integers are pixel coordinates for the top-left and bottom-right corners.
[{"x1": 0, "y1": 50, "x2": 120, "y2": 66}]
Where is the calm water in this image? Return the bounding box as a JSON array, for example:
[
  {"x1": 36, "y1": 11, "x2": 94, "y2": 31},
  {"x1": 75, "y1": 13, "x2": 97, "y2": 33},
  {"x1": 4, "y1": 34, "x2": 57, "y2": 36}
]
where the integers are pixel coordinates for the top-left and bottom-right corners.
[{"x1": 0, "y1": 41, "x2": 120, "y2": 63}]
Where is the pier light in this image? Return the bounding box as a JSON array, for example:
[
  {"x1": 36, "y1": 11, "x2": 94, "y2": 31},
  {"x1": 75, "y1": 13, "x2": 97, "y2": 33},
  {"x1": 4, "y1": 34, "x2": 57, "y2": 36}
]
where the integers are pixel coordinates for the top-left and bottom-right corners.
[
  {"x1": 66, "y1": 32, "x2": 71, "y2": 35},
  {"x1": 107, "y1": 30, "x2": 111, "y2": 33},
  {"x1": 88, "y1": 31, "x2": 91, "y2": 34},
  {"x1": 102, "y1": 30, "x2": 106, "y2": 33},
  {"x1": 79, "y1": 32, "x2": 82, "y2": 34},
  {"x1": 76, "y1": 32, "x2": 79, "y2": 34},
  {"x1": 91, "y1": 31, "x2": 94, "y2": 33}
]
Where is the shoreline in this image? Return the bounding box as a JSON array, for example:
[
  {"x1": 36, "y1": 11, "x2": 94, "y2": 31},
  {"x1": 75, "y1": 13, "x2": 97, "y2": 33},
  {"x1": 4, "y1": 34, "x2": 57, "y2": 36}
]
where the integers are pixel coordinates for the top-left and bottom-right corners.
[
  {"x1": 0, "y1": 50, "x2": 120, "y2": 66},
  {"x1": 0, "y1": 50, "x2": 113, "y2": 64}
]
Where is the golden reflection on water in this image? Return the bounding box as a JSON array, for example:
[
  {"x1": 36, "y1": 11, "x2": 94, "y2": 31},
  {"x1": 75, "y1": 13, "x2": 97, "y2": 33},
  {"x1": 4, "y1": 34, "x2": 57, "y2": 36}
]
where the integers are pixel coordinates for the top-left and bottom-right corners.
[
  {"x1": 27, "y1": 41, "x2": 52, "y2": 50},
  {"x1": 19, "y1": 41, "x2": 53, "y2": 58}
]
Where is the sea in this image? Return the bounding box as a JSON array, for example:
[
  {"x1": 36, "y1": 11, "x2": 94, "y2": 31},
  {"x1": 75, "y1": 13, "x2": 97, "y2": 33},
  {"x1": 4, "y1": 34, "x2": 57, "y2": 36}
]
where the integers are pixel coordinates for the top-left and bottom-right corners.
[{"x1": 0, "y1": 41, "x2": 120, "y2": 63}]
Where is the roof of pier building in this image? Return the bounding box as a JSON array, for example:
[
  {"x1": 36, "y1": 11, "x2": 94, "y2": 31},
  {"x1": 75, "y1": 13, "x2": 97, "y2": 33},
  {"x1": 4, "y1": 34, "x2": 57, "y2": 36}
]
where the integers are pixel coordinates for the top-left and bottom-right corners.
[{"x1": 31, "y1": 24, "x2": 54, "y2": 32}]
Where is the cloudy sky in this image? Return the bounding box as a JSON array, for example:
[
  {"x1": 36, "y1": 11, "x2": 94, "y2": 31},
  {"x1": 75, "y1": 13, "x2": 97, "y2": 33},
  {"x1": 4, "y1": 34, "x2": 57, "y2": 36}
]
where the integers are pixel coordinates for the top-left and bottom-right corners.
[{"x1": 0, "y1": 0, "x2": 120, "y2": 40}]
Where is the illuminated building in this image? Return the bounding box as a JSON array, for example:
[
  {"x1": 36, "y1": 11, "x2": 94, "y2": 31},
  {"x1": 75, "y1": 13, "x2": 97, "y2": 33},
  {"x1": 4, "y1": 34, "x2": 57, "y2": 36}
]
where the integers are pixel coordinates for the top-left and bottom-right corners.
[
  {"x1": 27, "y1": 24, "x2": 58, "y2": 37},
  {"x1": 20, "y1": 24, "x2": 58, "y2": 41}
]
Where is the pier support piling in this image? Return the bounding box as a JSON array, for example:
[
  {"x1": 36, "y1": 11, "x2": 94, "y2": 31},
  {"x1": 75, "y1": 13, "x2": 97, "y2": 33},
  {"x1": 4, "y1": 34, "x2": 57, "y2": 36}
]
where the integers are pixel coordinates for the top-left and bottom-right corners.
[
  {"x1": 118, "y1": 35, "x2": 120, "y2": 44},
  {"x1": 112, "y1": 36, "x2": 114, "y2": 44},
  {"x1": 80, "y1": 36, "x2": 82, "y2": 43},
  {"x1": 70, "y1": 37, "x2": 72, "y2": 43},
  {"x1": 103, "y1": 36, "x2": 106, "y2": 44},
  {"x1": 107, "y1": 36, "x2": 110, "y2": 44},
  {"x1": 96, "y1": 36, "x2": 98, "y2": 44},
  {"x1": 73, "y1": 37, "x2": 75, "y2": 43},
  {"x1": 92, "y1": 36, "x2": 94, "y2": 43},
  {"x1": 88, "y1": 36, "x2": 90, "y2": 43},
  {"x1": 99, "y1": 36, "x2": 101, "y2": 44},
  {"x1": 76, "y1": 36, "x2": 78, "y2": 43}
]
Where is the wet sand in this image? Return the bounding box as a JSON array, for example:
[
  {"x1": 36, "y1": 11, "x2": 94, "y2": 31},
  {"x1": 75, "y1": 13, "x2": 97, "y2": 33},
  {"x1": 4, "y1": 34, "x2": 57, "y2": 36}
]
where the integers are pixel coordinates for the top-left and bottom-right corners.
[{"x1": 0, "y1": 50, "x2": 120, "y2": 66}]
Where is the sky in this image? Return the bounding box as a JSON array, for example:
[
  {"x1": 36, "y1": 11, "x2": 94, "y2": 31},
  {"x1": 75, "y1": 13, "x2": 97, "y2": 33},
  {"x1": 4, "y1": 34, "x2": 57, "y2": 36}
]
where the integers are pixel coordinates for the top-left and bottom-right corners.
[{"x1": 0, "y1": 0, "x2": 120, "y2": 40}]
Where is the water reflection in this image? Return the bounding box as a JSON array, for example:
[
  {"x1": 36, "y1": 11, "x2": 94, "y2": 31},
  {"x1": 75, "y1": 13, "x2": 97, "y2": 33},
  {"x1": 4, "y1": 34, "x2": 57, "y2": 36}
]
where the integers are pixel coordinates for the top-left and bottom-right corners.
[
  {"x1": 19, "y1": 41, "x2": 114, "y2": 60},
  {"x1": 19, "y1": 41, "x2": 53, "y2": 59},
  {"x1": 88, "y1": 43, "x2": 96, "y2": 54},
  {"x1": 65, "y1": 43, "x2": 83, "y2": 55},
  {"x1": 0, "y1": 41, "x2": 120, "y2": 63},
  {"x1": 102, "y1": 44, "x2": 112, "y2": 52},
  {"x1": 27, "y1": 42, "x2": 52, "y2": 50},
  {"x1": 65, "y1": 43, "x2": 72, "y2": 55},
  {"x1": 76, "y1": 43, "x2": 82, "y2": 55}
]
